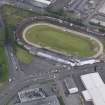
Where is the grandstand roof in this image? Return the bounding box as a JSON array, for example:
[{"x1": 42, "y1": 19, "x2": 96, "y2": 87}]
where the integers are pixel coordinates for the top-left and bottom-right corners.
[
  {"x1": 79, "y1": 59, "x2": 97, "y2": 66},
  {"x1": 33, "y1": 0, "x2": 51, "y2": 5}
]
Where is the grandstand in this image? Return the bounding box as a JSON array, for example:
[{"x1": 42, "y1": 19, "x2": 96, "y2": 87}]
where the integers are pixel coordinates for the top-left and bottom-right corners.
[
  {"x1": 25, "y1": 0, "x2": 53, "y2": 8},
  {"x1": 37, "y1": 52, "x2": 99, "y2": 66}
]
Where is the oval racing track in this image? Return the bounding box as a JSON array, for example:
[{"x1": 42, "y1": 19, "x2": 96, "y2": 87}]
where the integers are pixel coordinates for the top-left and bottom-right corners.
[{"x1": 22, "y1": 23, "x2": 104, "y2": 58}]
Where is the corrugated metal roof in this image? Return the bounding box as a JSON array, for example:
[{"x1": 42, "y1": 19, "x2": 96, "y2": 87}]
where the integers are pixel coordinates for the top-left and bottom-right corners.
[{"x1": 81, "y1": 72, "x2": 105, "y2": 105}]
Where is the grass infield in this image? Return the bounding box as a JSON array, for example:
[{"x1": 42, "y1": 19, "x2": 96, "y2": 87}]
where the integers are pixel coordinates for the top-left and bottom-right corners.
[
  {"x1": 16, "y1": 46, "x2": 33, "y2": 64},
  {"x1": 25, "y1": 24, "x2": 97, "y2": 57}
]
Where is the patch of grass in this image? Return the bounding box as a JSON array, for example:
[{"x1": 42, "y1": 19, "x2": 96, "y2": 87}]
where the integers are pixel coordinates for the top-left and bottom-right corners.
[
  {"x1": 58, "y1": 96, "x2": 65, "y2": 105},
  {"x1": 25, "y1": 24, "x2": 97, "y2": 57},
  {"x1": 0, "y1": 23, "x2": 8, "y2": 83},
  {"x1": 0, "y1": 5, "x2": 37, "y2": 43},
  {"x1": 1, "y1": 5, "x2": 36, "y2": 26},
  {"x1": 16, "y1": 46, "x2": 33, "y2": 64},
  {"x1": 0, "y1": 46, "x2": 8, "y2": 82},
  {"x1": 0, "y1": 27, "x2": 5, "y2": 45}
]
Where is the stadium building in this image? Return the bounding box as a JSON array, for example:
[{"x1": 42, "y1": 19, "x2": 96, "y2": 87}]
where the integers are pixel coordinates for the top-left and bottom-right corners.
[{"x1": 24, "y1": 0, "x2": 52, "y2": 8}]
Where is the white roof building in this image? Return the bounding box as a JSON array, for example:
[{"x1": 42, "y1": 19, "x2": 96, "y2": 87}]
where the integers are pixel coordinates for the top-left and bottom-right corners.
[
  {"x1": 78, "y1": 59, "x2": 98, "y2": 66},
  {"x1": 81, "y1": 72, "x2": 105, "y2": 105},
  {"x1": 64, "y1": 77, "x2": 78, "y2": 94},
  {"x1": 34, "y1": 0, "x2": 51, "y2": 5},
  {"x1": 27, "y1": 0, "x2": 51, "y2": 8},
  {"x1": 37, "y1": 52, "x2": 75, "y2": 66},
  {"x1": 75, "y1": 59, "x2": 99, "y2": 66},
  {"x1": 82, "y1": 90, "x2": 92, "y2": 101}
]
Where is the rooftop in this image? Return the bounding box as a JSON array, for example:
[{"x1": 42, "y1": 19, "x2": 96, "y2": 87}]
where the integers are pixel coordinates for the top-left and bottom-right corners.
[
  {"x1": 16, "y1": 95, "x2": 60, "y2": 105},
  {"x1": 33, "y1": 0, "x2": 51, "y2": 5},
  {"x1": 18, "y1": 88, "x2": 46, "y2": 103},
  {"x1": 81, "y1": 72, "x2": 105, "y2": 105},
  {"x1": 64, "y1": 77, "x2": 77, "y2": 89}
]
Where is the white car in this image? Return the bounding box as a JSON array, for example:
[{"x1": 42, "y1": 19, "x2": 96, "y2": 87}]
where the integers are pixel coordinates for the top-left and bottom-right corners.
[
  {"x1": 9, "y1": 78, "x2": 12, "y2": 82},
  {"x1": 16, "y1": 66, "x2": 18, "y2": 70},
  {"x1": 11, "y1": 53, "x2": 13, "y2": 57}
]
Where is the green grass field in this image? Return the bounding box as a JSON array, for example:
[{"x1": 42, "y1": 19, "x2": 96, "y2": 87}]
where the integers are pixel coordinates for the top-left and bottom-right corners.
[
  {"x1": 25, "y1": 24, "x2": 97, "y2": 57},
  {"x1": 16, "y1": 46, "x2": 33, "y2": 64},
  {"x1": 0, "y1": 46, "x2": 8, "y2": 82},
  {"x1": 0, "y1": 5, "x2": 37, "y2": 43},
  {"x1": 0, "y1": 25, "x2": 8, "y2": 83}
]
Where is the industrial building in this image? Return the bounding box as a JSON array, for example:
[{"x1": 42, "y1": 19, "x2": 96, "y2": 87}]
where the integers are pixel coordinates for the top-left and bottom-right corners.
[
  {"x1": 81, "y1": 72, "x2": 105, "y2": 105},
  {"x1": 64, "y1": 77, "x2": 78, "y2": 94},
  {"x1": 16, "y1": 85, "x2": 60, "y2": 105},
  {"x1": 18, "y1": 88, "x2": 46, "y2": 103},
  {"x1": 16, "y1": 95, "x2": 60, "y2": 105}
]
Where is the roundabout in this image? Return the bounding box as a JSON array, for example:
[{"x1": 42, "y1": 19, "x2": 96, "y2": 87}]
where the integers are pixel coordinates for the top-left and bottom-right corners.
[{"x1": 22, "y1": 22, "x2": 103, "y2": 58}]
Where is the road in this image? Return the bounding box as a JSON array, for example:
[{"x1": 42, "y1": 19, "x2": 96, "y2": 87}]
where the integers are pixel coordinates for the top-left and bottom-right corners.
[{"x1": 5, "y1": 45, "x2": 25, "y2": 80}]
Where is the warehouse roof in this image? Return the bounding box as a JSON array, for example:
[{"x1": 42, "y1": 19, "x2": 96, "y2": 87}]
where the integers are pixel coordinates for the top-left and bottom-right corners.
[{"x1": 81, "y1": 72, "x2": 105, "y2": 105}]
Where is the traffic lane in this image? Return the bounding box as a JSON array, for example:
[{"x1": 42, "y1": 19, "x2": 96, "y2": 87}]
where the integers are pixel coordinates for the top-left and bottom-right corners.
[
  {"x1": 5, "y1": 45, "x2": 15, "y2": 79},
  {"x1": 5, "y1": 45, "x2": 26, "y2": 83}
]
